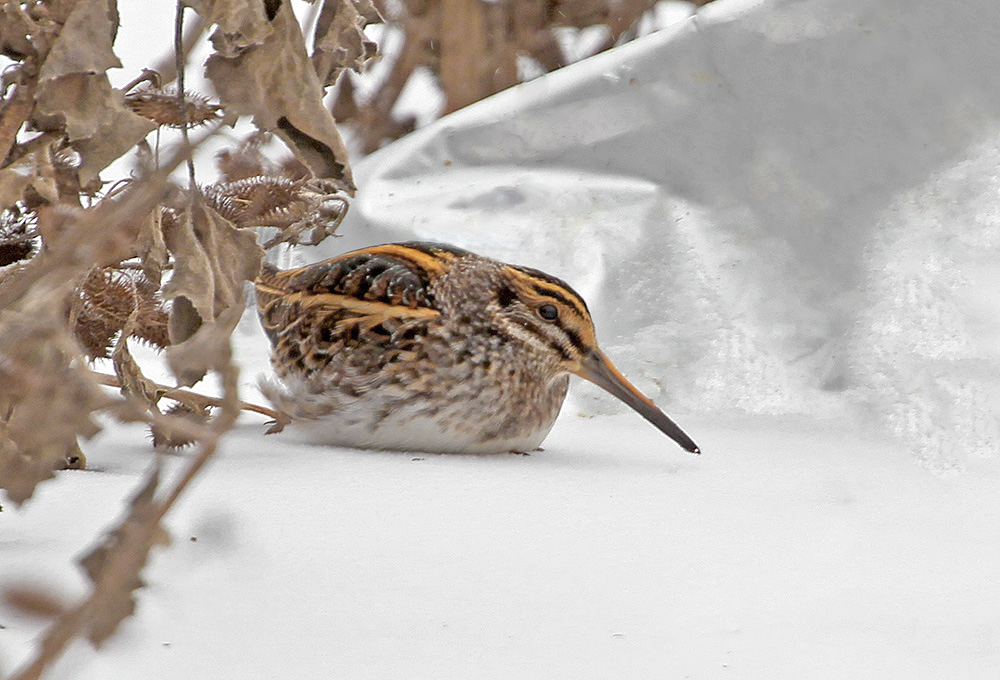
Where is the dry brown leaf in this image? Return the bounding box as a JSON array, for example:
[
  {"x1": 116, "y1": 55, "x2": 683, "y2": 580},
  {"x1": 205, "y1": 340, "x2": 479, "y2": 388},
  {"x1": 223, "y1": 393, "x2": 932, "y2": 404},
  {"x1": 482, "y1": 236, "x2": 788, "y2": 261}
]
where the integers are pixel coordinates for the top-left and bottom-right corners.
[
  {"x1": 183, "y1": 0, "x2": 274, "y2": 58},
  {"x1": 27, "y1": 0, "x2": 156, "y2": 184},
  {"x1": 0, "y1": 313, "x2": 108, "y2": 506},
  {"x1": 0, "y1": 0, "x2": 342, "y2": 669},
  {"x1": 135, "y1": 209, "x2": 168, "y2": 286},
  {"x1": 161, "y1": 208, "x2": 212, "y2": 332},
  {"x1": 37, "y1": 0, "x2": 122, "y2": 80},
  {"x1": 0, "y1": 3, "x2": 36, "y2": 61},
  {"x1": 311, "y1": 0, "x2": 381, "y2": 87},
  {"x1": 167, "y1": 299, "x2": 243, "y2": 387},
  {"x1": 78, "y1": 466, "x2": 169, "y2": 646},
  {"x1": 161, "y1": 200, "x2": 261, "y2": 385},
  {"x1": 204, "y1": 1, "x2": 354, "y2": 189},
  {"x1": 162, "y1": 200, "x2": 262, "y2": 325},
  {"x1": 33, "y1": 74, "x2": 157, "y2": 185}
]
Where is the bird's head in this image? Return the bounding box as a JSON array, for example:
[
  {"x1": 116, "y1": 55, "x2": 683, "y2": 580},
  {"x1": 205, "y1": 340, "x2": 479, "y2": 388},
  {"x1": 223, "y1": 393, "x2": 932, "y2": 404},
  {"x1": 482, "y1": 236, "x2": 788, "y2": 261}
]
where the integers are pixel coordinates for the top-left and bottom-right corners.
[{"x1": 494, "y1": 264, "x2": 700, "y2": 454}]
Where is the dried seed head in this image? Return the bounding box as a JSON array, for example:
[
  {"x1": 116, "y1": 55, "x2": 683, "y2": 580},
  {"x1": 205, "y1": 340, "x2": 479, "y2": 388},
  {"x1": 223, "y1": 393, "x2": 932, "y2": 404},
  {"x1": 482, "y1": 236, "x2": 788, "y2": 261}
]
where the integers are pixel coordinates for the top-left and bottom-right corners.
[
  {"x1": 149, "y1": 402, "x2": 211, "y2": 449},
  {"x1": 124, "y1": 87, "x2": 222, "y2": 129},
  {"x1": 73, "y1": 268, "x2": 170, "y2": 359},
  {"x1": 205, "y1": 176, "x2": 309, "y2": 228}
]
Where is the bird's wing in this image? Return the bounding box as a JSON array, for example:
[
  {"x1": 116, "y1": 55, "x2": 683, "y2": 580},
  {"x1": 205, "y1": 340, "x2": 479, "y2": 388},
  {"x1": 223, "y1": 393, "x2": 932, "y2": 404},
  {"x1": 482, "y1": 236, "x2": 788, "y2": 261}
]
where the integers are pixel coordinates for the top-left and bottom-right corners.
[{"x1": 254, "y1": 243, "x2": 470, "y2": 348}]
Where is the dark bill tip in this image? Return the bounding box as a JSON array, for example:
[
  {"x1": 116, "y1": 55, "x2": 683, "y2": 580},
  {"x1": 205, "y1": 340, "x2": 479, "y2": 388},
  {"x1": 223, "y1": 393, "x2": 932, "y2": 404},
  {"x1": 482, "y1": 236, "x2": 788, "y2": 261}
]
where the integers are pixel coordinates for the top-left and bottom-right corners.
[{"x1": 575, "y1": 351, "x2": 700, "y2": 455}]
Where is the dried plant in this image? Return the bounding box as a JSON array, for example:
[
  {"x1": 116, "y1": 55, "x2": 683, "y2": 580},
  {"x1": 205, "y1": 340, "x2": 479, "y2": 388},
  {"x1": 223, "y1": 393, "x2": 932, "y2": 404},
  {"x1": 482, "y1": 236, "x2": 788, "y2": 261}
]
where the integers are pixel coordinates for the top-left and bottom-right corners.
[
  {"x1": 205, "y1": 174, "x2": 348, "y2": 247},
  {"x1": 124, "y1": 87, "x2": 224, "y2": 129},
  {"x1": 149, "y1": 401, "x2": 212, "y2": 449},
  {"x1": 71, "y1": 267, "x2": 171, "y2": 359},
  {"x1": 334, "y1": 0, "x2": 713, "y2": 153},
  {"x1": 0, "y1": 0, "x2": 367, "y2": 677}
]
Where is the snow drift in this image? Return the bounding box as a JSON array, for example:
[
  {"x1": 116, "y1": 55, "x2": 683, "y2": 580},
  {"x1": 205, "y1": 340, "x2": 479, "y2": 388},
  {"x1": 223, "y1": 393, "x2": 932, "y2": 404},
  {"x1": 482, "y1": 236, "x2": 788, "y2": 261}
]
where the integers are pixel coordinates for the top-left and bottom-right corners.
[{"x1": 325, "y1": 0, "x2": 1000, "y2": 472}]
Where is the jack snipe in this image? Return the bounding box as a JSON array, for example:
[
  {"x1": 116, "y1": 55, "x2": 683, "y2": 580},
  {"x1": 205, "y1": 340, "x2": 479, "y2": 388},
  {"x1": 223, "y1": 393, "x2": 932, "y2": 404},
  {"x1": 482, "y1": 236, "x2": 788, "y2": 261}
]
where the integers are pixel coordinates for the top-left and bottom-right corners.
[{"x1": 255, "y1": 242, "x2": 699, "y2": 455}]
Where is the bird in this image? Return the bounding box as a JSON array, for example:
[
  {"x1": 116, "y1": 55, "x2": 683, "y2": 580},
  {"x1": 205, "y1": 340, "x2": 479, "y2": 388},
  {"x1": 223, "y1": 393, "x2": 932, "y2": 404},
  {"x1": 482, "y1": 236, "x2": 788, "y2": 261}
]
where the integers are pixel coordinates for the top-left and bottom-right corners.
[{"x1": 254, "y1": 241, "x2": 699, "y2": 455}]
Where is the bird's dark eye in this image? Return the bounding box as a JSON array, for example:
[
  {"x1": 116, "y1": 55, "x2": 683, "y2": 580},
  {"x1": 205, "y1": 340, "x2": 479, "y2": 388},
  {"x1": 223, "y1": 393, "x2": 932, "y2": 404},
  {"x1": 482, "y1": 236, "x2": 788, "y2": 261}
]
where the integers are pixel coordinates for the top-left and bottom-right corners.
[{"x1": 538, "y1": 304, "x2": 559, "y2": 321}]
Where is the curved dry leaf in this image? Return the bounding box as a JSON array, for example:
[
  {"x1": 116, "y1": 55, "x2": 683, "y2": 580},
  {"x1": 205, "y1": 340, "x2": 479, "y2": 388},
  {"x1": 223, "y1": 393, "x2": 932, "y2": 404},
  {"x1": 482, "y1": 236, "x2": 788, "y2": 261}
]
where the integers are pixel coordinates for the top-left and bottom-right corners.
[
  {"x1": 167, "y1": 301, "x2": 243, "y2": 387},
  {"x1": 184, "y1": 0, "x2": 274, "y2": 58},
  {"x1": 37, "y1": 0, "x2": 121, "y2": 80},
  {"x1": 25, "y1": 0, "x2": 155, "y2": 185},
  {"x1": 162, "y1": 200, "x2": 261, "y2": 385},
  {"x1": 78, "y1": 466, "x2": 168, "y2": 647},
  {"x1": 0, "y1": 317, "x2": 108, "y2": 505},
  {"x1": 34, "y1": 74, "x2": 157, "y2": 185},
  {"x1": 205, "y1": 1, "x2": 354, "y2": 190},
  {"x1": 162, "y1": 201, "x2": 263, "y2": 324},
  {"x1": 136, "y1": 208, "x2": 168, "y2": 285},
  {"x1": 311, "y1": 0, "x2": 381, "y2": 87},
  {"x1": 161, "y1": 209, "x2": 214, "y2": 327}
]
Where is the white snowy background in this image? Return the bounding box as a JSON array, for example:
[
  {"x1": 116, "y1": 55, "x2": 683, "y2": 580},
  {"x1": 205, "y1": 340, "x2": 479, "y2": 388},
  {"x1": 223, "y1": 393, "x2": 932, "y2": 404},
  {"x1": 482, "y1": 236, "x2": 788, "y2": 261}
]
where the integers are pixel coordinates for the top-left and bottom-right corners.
[{"x1": 3, "y1": 0, "x2": 1000, "y2": 677}]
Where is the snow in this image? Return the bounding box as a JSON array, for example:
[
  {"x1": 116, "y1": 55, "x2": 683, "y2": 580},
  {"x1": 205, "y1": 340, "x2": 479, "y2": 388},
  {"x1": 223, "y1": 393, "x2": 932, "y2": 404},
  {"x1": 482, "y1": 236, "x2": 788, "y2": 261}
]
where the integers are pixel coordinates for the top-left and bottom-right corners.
[
  {"x1": 331, "y1": 0, "x2": 1000, "y2": 472},
  {"x1": 4, "y1": 410, "x2": 999, "y2": 678},
  {"x1": 5, "y1": 0, "x2": 1000, "y2": 677}
]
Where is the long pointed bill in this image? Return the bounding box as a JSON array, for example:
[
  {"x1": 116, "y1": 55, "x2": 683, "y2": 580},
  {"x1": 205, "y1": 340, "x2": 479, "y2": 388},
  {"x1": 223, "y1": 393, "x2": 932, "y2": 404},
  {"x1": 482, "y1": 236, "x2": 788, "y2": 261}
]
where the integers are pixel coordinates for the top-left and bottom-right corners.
[{"x1": 575, "y1": 350, "x2": 700, "y2": 454}]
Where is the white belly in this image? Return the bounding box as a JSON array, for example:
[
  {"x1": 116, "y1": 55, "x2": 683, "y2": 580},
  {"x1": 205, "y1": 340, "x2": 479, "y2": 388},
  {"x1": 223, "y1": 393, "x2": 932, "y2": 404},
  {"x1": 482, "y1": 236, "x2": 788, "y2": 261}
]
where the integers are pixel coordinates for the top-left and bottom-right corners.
[
  {"x1": 288, "y1": 404, "x2": 553, "y2": 454},
  {"x1": 259, "y1": 375, "x2": 566, "y2": 455}
]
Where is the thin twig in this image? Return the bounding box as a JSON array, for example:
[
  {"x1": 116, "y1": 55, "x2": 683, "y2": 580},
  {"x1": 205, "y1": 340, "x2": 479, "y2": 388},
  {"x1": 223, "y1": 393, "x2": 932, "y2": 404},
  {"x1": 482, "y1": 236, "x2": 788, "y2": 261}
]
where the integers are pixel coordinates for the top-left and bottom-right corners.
[
  {"x1": 90, "y1": 370, "x2": 291, "y2": 428},
  {"x1": 120, "y1": 69, "x2": 162, "y2": 94},
  {"x1": 175, "y1": 1, "x2": 197, "y2": 188}
]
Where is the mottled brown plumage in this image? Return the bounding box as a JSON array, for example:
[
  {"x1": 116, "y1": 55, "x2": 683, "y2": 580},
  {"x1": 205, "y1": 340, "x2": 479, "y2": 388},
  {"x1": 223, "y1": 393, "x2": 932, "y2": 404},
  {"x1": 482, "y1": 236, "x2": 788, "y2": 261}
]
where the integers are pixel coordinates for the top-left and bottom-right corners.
[{"x1": 255, "y1": 242, "x2": 699, "y2": 454}]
